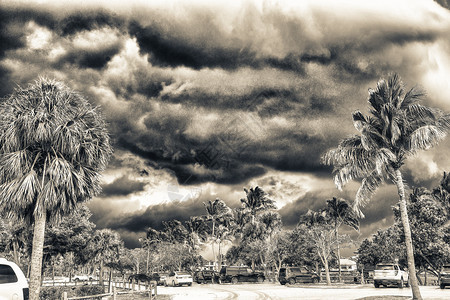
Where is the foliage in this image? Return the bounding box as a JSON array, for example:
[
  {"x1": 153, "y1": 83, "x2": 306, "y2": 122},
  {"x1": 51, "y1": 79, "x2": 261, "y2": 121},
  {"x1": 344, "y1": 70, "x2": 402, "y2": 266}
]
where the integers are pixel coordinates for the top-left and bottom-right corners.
[
  {"x1": 44, "y1": 205, "x2": 96, "y2": 263},
  {"x1": 0, "y1": 78, "x2": 112, "y2": 300},
  {"x1": 0, "y1": 78, "x2": 112, "y2": 223},
  {"x1": 357, "y1": 225, "x2": 405, "y2": 267},
  {"x1": 40, "y1": 285, "x2": 104, "y2": 300},
  {"x1": 323, "y1": 73, "x2": 450, "y2": 216},
  {"x1": 358, "y1": 176, "x2": 450, "y2": 274},
  {"x1": 323, "y1": 74, "x2": 450, "y2": 299}
]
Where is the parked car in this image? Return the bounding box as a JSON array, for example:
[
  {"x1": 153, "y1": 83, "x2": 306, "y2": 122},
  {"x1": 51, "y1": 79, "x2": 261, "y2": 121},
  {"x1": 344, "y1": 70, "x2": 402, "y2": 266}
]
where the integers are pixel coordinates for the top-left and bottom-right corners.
[
  {"x1": 193, "y1": 270, "x2": 219, "y2": 284},
  {"x1": 73, "y1": 274, "x2": 93, "y2": 282},
  {"x1": 279, "y1": 266, "x2": 320, "y2": 285},
  {"x1": 164, "y1": 271, "x2": 193, "y2": 287},
  {"x1": 373, "y1": 263, "x2": 409, "y2": 288},
  {"x1": 158, "y1": 273, "x2": 168, "y2": 286},
  {"x1": 219, "y1": 266, "x2": 264, "y2": 284},
  {"x1": 0, "y1": 258, "x2": 29, "y2": 300},
  {"x1": 128, "y1": 273, "x2": 160, "y2": 284},
  {"x1": 439, "y1": 264, "x2": 450, "y2": 289}
]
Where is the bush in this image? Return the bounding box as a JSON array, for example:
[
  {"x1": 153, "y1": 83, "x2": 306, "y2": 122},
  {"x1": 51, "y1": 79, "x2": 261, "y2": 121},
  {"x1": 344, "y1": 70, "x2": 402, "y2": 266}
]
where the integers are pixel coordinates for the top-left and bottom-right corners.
[{"x1": 40, "y1": 285, "x2": 105, "y2": 300}]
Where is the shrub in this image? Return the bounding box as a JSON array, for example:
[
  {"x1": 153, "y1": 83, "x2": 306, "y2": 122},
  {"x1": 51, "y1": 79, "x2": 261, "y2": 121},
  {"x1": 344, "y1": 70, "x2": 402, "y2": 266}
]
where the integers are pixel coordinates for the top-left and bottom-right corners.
[{"x1": 40, "y1": 285, "x2": 105, "y2": 300}]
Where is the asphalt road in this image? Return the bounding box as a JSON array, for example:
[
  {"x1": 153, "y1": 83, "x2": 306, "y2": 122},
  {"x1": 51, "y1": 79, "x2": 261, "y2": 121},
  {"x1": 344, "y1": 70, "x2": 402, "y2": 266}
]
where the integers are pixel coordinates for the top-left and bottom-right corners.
[{"x1": 157, "y1": 283, "x2": 450, "y2": 300}]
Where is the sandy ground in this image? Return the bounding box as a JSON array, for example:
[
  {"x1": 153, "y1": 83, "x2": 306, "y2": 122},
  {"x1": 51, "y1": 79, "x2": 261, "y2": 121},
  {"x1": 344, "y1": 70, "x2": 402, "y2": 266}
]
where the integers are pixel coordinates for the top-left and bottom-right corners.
[{"x1": 156, "y1": 283, "x2": 450, "y2": 300}]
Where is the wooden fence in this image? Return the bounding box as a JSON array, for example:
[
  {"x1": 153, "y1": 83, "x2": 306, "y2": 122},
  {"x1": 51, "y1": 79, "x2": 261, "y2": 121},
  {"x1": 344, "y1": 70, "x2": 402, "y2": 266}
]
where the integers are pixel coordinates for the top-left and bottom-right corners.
[{"x1": 60, "y1": 280, "x2": 157, "y2": 300}]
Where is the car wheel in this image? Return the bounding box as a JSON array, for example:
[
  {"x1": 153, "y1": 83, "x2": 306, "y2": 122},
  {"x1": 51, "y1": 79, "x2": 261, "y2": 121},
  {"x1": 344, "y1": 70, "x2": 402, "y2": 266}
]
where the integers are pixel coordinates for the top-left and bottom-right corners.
[
  {"x1": 257, "y1": 276, "x2": 264, "y2": 283},
  {"x1": 440, "y1": 284, "x2": 445, "y2": 289},
  {"x1": 164, "y1": 281, "x2": 168, "y2": 287},
  {"x1": 218, "y1": 277, "x2": 223, "y2": 284},
  {"x1": 374, "y1": 282, "x2": 380, "y2": 288},
  {"x1": 288, "y1": 278, "x2": 296, "y2": 285},
  {"x1": 188, "y1": 283, "x2": 192, "y2": 286},
  {"x1": 312, "y1": 278, "x2": 319, "y2": 284},
  {"x1": 74, "y1": 278, "x2": 79, "y2": 283},
  {"x1": 280, "y1": 281, "x2": 286, "y2": 285},
  {"x1": 172, "y1": 280, "x2": 176, "y2": 287},
  {"x1": 398, "y1": 278, "x2": 404, "y2": 288},
  {"x1": 231, "y1": 277, "x2": 238, "y2": 284}
]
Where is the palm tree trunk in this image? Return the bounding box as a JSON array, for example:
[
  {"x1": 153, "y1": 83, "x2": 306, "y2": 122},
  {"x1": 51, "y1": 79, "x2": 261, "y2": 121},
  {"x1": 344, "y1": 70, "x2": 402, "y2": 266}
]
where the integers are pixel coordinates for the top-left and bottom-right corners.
[
  {"x1": 335, "y1": 221, "x2": 342, "y2": 283},
  {"x1": 323, "y1": 256, "x2": 331, "y2": 285},
  {"x1": 212, "y1": 219, "x2": 216, "y2": 270},
  {"x1": 12, "y1": 240, "x2": 20, "y2": 266},
  {"x1": 100, "y1": 259, "x2": 104, "y2": 288},
  {"x1": 29, "y1": 212, "x2": 46, "y2": 300},
  {"x1": 394, "y1": 169, "x2": 422, "y2": 300}
]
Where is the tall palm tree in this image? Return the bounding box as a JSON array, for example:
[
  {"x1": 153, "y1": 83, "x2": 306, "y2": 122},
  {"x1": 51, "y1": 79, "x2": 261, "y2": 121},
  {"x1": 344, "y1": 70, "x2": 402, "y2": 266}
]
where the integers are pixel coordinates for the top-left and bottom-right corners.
[
  {"x1": 240, "y1": 186, "x2": 276, "y2": 224},
  {"x1": 326, "y1": 197, "x2": 359, "y2": 282},
  {"x1": 0, "y1": 78, "x2": 112, "y2": 299},
  {"x1": 88, "y1": 229, "x2": 123, "y2": 286},
  {"x1": 323, "y1": 74, "x2": 450, "y2": 300},
  {"x1": 203, "y1": 199, "x2": 232, "y2": 269}
]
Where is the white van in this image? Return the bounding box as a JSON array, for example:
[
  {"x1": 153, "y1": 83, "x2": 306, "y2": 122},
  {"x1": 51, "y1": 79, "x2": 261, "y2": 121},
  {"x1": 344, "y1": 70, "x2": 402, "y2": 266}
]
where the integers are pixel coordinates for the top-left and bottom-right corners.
[{"x1": 0, "y1": 258, "x2": 29, "y2": 300}]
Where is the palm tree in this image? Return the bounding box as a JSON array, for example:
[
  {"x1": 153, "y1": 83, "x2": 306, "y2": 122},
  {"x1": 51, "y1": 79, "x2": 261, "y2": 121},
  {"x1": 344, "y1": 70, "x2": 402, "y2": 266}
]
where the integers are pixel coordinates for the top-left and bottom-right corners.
[
  {"x1": 88, "y1": 229, "x2": 123, "y2": 286},
  {"x1": 203, "y1": 199, "x2": 232, "y2": 269},
  {"x1": 0, "y1": 78, "x2": 112, "y2": 299},
  {"x1": 323, "y1": 74, "x2": 450, "y2": 300},
  {"x1": 240, "y1": 186, "x2": 276, "y2": 224},
  {"x1": 325, "y1": 197, "x2": 359, "y2": 283}
]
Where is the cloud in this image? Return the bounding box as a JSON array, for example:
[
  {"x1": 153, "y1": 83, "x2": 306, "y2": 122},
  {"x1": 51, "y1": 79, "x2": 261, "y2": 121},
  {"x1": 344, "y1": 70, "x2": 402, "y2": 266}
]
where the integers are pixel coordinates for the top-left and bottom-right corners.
[
  {"x1": 2, "y1": 0, "x2": 450, "y2": 248},
  {"x1": 100, "y1": 175, "x2": 146, "y2": 197}
]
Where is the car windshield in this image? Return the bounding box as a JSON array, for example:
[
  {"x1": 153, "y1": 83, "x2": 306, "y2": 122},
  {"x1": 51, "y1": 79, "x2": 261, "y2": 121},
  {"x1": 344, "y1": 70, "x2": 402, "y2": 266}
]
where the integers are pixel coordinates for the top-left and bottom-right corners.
[{"x1": 377, "y1": 265, "x2": 394, "y2": 270}]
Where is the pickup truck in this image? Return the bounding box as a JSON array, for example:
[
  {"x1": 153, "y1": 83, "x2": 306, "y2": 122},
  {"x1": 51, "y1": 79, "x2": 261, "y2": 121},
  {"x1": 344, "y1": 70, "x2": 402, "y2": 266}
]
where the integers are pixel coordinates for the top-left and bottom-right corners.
[{"x1": 373, "y1": 263, "x2": 409, "y2": 288}]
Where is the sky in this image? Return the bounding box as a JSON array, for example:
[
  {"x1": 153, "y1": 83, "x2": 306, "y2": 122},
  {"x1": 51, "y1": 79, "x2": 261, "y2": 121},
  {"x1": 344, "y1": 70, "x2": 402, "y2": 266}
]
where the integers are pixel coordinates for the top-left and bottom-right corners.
[{"x1": 1, "y1": 0, "x2": 450, "y2": 251}]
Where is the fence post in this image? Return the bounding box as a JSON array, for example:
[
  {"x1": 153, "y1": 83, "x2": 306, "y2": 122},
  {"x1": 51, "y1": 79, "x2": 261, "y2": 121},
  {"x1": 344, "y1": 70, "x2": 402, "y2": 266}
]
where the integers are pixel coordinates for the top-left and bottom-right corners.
[
  {"x1": 113, "y1": 286, "x2": 117, "y2": 300},
  {"x1": 62, "y1": 291, "x2": 68, "y2": 300}
]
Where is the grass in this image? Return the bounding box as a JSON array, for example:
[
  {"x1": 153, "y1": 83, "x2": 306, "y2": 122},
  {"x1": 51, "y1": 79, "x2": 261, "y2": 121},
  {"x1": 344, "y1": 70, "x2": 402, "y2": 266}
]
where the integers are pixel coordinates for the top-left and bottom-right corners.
[{"x1": 108, "y1": 294, "x2": 171, "y2": 300}]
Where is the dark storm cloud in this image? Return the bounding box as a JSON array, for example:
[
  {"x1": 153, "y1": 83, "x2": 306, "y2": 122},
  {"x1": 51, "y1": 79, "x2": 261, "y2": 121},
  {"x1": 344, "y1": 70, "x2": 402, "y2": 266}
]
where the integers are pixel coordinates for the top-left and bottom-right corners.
[
  {"x1": 100, "y1": 175, "x2": 146, "y2": 197},
  {"x1": 129, "y1": 21, "x2": 305, "y2": 72},
  {"x1": 106, "y1": 199, "x2": 206, "y2": 232},
  {"x1": 57, "y1": 43, "x2": 122, "y2": 69},
  {"x1": 59, "y1": 11, "x2": 126, "y2": 36}
]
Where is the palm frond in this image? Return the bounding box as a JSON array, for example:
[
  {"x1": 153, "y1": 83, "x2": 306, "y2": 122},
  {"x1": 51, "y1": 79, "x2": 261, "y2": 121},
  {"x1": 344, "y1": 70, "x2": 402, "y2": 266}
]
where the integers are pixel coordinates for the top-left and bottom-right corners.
[
  {"x1": 408, "y1": 125, "x2": 447, "y2": 152},
  {"x1": 352, "y1": 111, "x2": 367, "y2": 132},
  {"x1": 354, "y1": 172, "x2": 384, "y2": 218},
  {"x1": 405, "y1": 104, "x2": 438, "y2": 121},
  {"x1": 400, "y1": 86, "x2": 425, "y2": 109}
]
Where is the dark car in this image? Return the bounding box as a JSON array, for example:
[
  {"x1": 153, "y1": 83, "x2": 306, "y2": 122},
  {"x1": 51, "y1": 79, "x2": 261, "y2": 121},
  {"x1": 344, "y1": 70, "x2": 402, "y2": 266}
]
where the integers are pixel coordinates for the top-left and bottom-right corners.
[
  {"x1": 128, "y1": 273, "x2": 160, "y2": 284},
  {"x1": 279, "y1": 266, "x2": 320, "y2": 285},
  {"x1": 440, "y1": 264, "x2": 450, "y2": 289},
  {"x1": 193, "y1": 270, "x2": 220, "y2": 284},
  {"x1": 219, "y1": 266, "x2": 264, "y2": 284}
]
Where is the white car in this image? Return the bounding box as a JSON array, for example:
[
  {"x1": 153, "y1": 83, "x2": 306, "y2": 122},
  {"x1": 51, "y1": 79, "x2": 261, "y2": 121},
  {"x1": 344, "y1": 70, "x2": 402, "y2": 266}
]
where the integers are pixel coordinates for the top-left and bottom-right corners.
[
  {"x1": 0, "y1": 258, "x2": 29, "y2": 300},
  {"x1": 373, "y1": 263, "x2": 409, "y2": 288},
  {"x1": 164, "y1": 271, "x2": 193, "y2": 287}
]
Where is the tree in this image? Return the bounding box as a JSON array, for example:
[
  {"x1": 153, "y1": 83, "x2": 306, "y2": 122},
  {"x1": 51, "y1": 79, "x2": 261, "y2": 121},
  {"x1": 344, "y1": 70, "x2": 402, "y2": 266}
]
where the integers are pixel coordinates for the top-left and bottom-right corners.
[
  {"x1": 0, "y1": 78, "x2": 112, "y2": 299},
  {"x1": 85, "y1": 229, "x2": 123, "y2": 286},
  {"x1": 298, "y1": 210, "x2": 338, "y2": 285},
  {"x1": 393, "y1": 187, "x2": 450, "y2": 276},
  {"x1": 323, "y1": 74, "x2": 450, "y2": 300},
  {"x1": 203, "y1": 199, "x2": 232, "y2": 269},
  {"x1": 325, "y1": 197, "x2": 359, "y2": 282},
  {"x1": 240, "y1": 187, "x2": 276, "y2": 224}
]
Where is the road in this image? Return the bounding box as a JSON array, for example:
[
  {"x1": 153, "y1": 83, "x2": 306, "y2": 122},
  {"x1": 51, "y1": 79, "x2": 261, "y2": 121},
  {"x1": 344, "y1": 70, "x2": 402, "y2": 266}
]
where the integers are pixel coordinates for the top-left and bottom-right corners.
[{"x1": 157, "y1": 283, "x2": 450, "y2": 300}]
